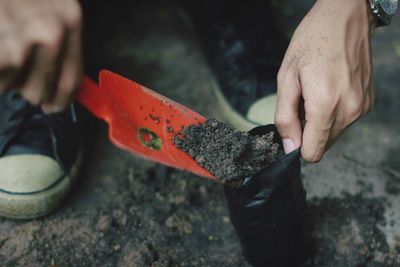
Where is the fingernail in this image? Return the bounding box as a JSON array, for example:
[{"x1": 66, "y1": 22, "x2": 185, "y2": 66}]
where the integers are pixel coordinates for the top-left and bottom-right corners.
[{"x1": 282, "y1": 138, "x2": 296, "y2": 154}]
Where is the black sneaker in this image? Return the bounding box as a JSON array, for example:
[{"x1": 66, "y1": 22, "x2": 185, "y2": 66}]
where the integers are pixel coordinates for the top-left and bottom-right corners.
[
  {"x1": 0, "y1": 92, "x2": 84, "y2": 219},
  {"x1": 182, "y1": 0, "x2": 289, "y2": 130}
]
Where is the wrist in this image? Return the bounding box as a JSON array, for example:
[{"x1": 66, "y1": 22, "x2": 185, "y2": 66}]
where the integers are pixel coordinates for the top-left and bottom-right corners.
[{"x1": 312, "y1": 0, "x2": 376, "y2": 35}]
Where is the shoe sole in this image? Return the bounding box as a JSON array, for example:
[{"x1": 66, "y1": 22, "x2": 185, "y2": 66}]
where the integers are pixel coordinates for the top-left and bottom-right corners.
[
  {"x1": 0, "y1": 146, "x2": 84, "y2": 220},
  {"x1": 210, "y1": 80, "x2": 266, "y2": 131}
]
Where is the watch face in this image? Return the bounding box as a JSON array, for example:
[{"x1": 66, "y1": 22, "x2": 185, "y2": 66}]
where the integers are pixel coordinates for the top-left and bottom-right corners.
[{"x1": 381, "y1": 0, "x2": 398, "y2": 15}]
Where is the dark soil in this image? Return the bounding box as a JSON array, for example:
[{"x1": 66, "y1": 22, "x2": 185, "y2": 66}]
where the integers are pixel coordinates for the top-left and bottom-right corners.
[
  {"x1": 309, "y1": 194, "x2": 399, "y2": 267},
  {"x1": 173, "y1": 118, "x2": 283, "y2": 185}
]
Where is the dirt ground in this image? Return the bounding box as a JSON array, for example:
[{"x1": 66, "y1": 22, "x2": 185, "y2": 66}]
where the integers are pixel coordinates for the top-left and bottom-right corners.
[{"x1": 1, "y1": 2, "x2": 400, "y2": 266}]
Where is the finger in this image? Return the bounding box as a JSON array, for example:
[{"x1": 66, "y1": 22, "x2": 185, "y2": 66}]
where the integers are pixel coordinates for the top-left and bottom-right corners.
[
  {"x1": 301, "y1": 103, "x2": 334, "y2": 162},
  {"x1": 0, "y1": 0, "x2": 44, "y2": 94},
  {"x1": 18, "y1": 47, "x2": 58, "y2": 105},
  {"x1": 0, "y1": 66, "x2": 18, "y2": 93},
  {"x1": 275, "y1": 70, "x2": 303, "y2": 154},
  {"x1": 327, "y1": 89, "x2": 371, "y2": 150},
  {"x1": 325, "y1": 118, "x2": 345, "y2": 150},
  {"x1": 0, "y1": 36, "x2": 25, "y2": 93},
  {"x1": 42, "y1": 5, "x2": 82, "y2": 113},
  {"x1": 301, "y1": 122, "x2": 331, "y2": 162},
  {"x1": 363, "y1": 83, "x2": 375, "y2": 114},
  {"x1": 18, "y1": 21, "x2": 64, "y2": 105}
]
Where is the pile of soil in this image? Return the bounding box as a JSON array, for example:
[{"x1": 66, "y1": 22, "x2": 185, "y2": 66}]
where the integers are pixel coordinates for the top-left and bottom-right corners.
[{"x1": 173, "y1": 118, "x2": 284, "y2": 185}]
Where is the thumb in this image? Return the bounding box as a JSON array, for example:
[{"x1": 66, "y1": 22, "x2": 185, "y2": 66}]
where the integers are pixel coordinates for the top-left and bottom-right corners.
[{"x1": 275, "y1": 71, "x2": 303, "y2": 154}]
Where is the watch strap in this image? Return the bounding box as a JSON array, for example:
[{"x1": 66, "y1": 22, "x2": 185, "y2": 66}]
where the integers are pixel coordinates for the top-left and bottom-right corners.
[{"x1": 369, "y1": 0, "x2": 398, "y2": 26}]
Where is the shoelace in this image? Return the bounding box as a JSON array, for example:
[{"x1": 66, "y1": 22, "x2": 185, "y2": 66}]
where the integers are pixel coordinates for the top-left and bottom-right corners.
[
  {"x1": 0, "y1": 92, "x2": 50, "y2": 137},
  {"x1": 0, "y1": 92, "x2": 81, "y2": 173}
]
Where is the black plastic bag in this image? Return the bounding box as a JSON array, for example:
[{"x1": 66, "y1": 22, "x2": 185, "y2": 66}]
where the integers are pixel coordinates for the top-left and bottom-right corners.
[{"x1": 224, "y1": 125, "x2": 311, "y2": 267}]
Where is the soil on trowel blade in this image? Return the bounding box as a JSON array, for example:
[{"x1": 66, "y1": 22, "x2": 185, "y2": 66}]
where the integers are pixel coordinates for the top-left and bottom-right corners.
[{"x1": 173, "y1": 118, "x2": 284, "y2": 185}]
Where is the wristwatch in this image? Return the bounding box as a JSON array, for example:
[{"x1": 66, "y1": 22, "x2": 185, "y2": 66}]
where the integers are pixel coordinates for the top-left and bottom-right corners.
[{"x1": 368, "y1": 0, "x2": 398, "y2": 26}]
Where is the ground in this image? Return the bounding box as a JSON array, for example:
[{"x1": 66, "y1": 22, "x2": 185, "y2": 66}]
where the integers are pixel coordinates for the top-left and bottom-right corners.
[{"x1": 1, "y1": 2, "x2": 400, "y2": 267}]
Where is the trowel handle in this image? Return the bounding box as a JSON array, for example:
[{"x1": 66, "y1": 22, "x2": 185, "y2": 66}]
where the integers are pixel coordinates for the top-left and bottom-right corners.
[{"x1": 77, "y1": 76, "x2": 110, "y2": 122}]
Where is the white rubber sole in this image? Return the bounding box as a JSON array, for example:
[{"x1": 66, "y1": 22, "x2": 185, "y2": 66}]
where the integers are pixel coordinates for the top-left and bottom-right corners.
[
  {"x1": 210, "y1": 80, "x2": 276, "y2": 131},
  {"x1": 0, "y1": 147, "x2": 84, "y2": 220}
]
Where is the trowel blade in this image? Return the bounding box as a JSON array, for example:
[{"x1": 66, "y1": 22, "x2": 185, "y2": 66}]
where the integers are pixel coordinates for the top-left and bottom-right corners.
[{"x1": 77, "y1": 70, "x2": 215, "y2": 179}]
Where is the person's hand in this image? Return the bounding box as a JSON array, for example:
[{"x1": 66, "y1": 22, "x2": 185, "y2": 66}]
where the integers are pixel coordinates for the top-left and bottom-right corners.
[
  {"x1": 0, "y1": 0, "x2": 83, "y2": 113},
  {"x1": 275, "y1": 0, "x2": 376, "y2": 162}
]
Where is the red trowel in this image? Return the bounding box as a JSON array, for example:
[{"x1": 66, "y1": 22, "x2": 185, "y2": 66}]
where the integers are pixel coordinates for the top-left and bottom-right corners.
[{"x1": 77, "y1": 70, "x2": 216, "y2": 180}]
